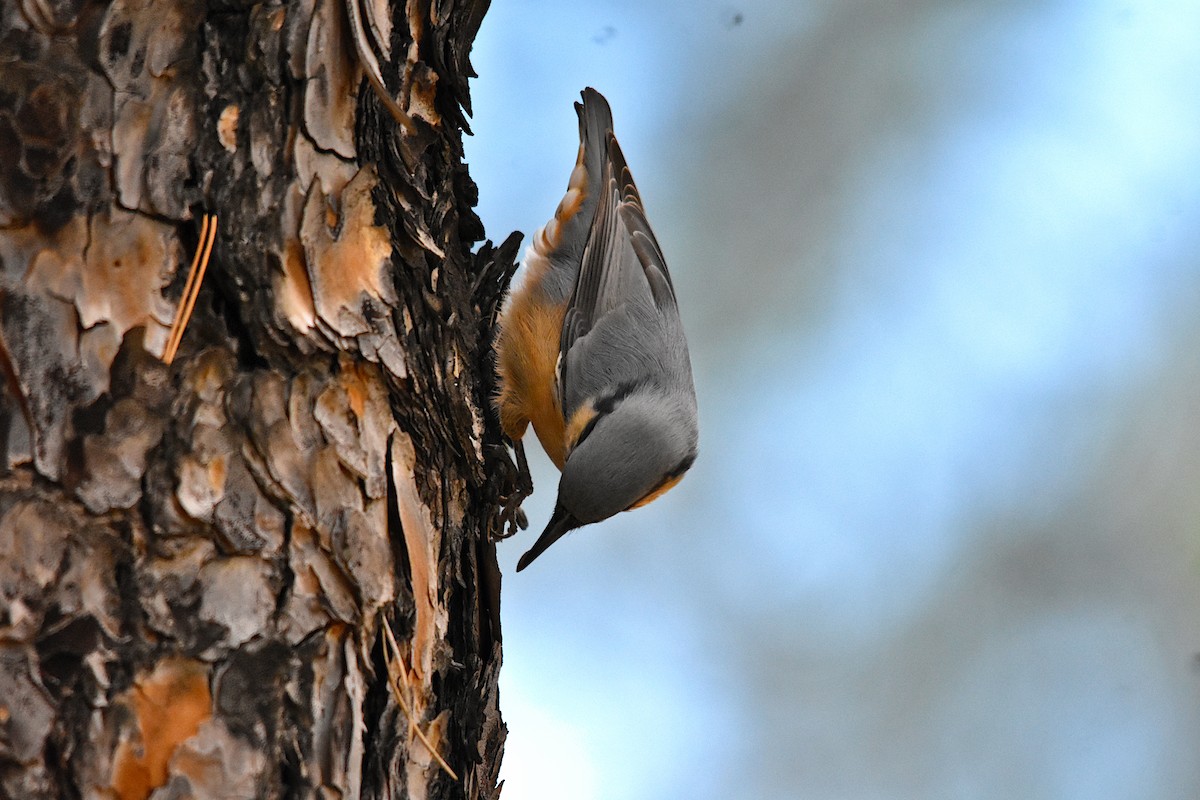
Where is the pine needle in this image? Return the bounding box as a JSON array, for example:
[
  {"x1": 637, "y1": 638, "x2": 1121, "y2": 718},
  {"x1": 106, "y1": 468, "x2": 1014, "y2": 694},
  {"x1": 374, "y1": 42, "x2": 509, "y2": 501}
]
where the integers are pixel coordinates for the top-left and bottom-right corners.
[
  {"x1": 381, "y1": 619, "x2": 459, "y2": 781},
  {"x1": 164, "y1": 213, "x2": 217, "y2": 364}
]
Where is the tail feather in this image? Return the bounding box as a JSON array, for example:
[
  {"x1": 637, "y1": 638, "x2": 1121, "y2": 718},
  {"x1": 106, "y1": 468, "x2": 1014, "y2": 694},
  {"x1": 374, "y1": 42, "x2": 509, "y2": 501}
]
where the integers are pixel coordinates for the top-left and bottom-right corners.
[
  {"x1": 534, "y1": 88, "x2": 614, "y2": 262},
  {"x1": 577, "y1": 87, "x2": 613, "y2": 193}
]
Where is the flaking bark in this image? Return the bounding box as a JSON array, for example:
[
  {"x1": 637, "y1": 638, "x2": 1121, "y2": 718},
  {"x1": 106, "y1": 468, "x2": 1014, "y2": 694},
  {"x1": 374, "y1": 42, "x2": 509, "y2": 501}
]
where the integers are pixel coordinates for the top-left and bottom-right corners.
[{"x1": 0, "y1": 0, "x2": 523, "y2": 797}]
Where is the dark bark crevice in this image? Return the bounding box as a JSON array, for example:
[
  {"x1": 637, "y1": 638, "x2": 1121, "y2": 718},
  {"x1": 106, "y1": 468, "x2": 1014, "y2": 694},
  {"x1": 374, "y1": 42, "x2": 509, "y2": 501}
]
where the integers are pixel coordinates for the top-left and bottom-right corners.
[{"x1": 0, "y1": 0, "x2": 522, "y2": 796}]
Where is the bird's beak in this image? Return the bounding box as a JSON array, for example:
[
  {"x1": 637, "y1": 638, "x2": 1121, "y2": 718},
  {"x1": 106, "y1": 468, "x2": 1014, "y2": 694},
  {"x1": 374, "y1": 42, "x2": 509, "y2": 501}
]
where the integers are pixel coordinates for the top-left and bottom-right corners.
[{"x1": 516, "y1": 501, "x2": 582, "y2": 572}]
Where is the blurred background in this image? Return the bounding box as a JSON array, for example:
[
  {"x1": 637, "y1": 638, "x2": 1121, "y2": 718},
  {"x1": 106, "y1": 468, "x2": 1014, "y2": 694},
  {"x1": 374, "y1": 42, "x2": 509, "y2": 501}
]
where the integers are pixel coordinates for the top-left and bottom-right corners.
[{"x1": 462, "y1": 1, "x2": 1200, "y2": 797}]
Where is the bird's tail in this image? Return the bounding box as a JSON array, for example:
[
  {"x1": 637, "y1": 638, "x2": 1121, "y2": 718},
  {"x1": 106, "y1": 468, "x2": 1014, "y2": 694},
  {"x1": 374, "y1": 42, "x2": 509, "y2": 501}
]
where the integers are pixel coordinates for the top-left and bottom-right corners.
[
  {"x1": 576, "y1": 87, "x2": 614, "y2": 197},
  {"x1": 527, "y1": 88, "x2": 616, "y2": 294}
]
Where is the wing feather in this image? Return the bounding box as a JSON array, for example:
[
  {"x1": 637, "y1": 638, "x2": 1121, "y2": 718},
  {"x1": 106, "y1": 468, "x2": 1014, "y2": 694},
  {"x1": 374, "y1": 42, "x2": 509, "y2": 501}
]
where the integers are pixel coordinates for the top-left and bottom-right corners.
[{"x1": 557, "y1": 108, "x2": 686, "y2": 418}]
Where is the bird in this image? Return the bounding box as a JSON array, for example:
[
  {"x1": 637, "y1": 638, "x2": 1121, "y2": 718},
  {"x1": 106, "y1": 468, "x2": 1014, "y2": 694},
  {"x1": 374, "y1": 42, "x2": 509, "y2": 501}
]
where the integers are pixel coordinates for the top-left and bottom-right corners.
[{"x1": 494, "y1": 88, "x2": 698, "y2": 572}]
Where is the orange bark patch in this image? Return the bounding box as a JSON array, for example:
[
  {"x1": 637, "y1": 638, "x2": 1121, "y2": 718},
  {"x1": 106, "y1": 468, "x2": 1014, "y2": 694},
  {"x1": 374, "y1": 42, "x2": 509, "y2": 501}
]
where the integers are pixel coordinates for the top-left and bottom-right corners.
[
  {"x1": 217, "y1": 104, "x2": 239, "y2": 152},
  {"x1": 340, "y1": 357, "x2": 369, "y2": 419},
  {"x1": 110, "y1": 657, "x2": 212, "y2": 800},
  {"x1": 300, "y1": 167, "x2": 394, "y2": 337},
  {"x1": 303, "y1": 0, "x2": 359, "y2": 159},
  {"x1": 277, "y1": 187, "x2": 317, "y2": 333},
  {"x1": 23, "y1": 209, "x2": 175, "y2": 348},
  {"x1": 391, "y1": 433, "x2": 446, "y2": 683}
]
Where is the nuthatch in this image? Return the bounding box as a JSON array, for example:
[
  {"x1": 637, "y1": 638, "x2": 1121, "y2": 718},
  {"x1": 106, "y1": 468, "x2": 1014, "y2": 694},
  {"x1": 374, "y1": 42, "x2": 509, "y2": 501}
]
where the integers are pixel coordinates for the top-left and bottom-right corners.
[{"x1": 495, "y1": 88, "x2": 698, "y2": 571}]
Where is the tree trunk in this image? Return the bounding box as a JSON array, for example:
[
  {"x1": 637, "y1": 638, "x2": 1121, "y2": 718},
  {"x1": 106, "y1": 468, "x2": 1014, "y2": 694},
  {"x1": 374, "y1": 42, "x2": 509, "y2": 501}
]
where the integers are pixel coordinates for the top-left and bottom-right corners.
[{"x1": 0, "y1": 0, "x2": 522, "y2": 797}]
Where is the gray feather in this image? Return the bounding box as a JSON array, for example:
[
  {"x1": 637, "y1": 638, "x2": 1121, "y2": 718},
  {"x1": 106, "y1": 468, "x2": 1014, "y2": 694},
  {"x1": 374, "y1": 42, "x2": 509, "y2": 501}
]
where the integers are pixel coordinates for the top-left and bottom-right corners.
[
  {"x1": 558, "y1": 104, "x2": 693, "y2": 423},
  {"x1": 525, "y1": 89, "x2": 700, "y2": 559}
]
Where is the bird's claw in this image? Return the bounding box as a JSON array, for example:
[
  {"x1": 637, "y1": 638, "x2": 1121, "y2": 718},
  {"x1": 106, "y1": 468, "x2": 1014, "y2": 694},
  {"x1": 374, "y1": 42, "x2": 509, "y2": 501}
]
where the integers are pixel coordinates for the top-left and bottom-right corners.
[{"x1": 494, "y1": 439, "x2": 533, "y2": 539}]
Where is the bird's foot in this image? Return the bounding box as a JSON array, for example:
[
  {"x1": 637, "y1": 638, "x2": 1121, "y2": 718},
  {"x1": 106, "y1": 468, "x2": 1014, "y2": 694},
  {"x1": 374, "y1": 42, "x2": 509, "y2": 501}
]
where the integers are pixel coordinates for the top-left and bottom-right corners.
[{"x1": 495, "y1": 439, "x2": 533, "y2": 539}]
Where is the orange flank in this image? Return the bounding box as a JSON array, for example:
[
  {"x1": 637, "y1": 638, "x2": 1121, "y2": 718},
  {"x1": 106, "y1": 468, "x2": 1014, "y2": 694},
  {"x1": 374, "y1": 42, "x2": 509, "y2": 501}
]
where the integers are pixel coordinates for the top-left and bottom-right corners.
[
  {"x1": 495, "y1": 282, "x2": 568, "y2": 468},
  {"x1": 629, "y1": 472, "x2": 686, "y2": 510},
  {"x1": 496, "y1": 135, "x2": 593, "y2": 470}
]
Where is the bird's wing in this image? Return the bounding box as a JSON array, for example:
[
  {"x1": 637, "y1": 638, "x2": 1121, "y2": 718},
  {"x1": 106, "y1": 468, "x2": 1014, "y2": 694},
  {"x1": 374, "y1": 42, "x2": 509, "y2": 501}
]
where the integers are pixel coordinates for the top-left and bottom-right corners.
[{"x1": 558, "y1": 129, "x2": 681, "y2": 417}]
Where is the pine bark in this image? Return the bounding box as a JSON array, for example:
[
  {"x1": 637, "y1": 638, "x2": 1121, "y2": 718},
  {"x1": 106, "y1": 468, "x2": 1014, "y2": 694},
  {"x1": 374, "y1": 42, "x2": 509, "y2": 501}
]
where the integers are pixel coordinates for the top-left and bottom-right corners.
[{"x1": 0, "y1": 0, "x2": 522, "y2": 797}]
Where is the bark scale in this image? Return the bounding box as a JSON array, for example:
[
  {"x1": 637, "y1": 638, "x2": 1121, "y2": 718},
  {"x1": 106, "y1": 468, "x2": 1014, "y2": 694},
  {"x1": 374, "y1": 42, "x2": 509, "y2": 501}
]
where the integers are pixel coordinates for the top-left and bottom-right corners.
[{"x1": 0, "y1": 0, "x2": 522, "y2": 796}]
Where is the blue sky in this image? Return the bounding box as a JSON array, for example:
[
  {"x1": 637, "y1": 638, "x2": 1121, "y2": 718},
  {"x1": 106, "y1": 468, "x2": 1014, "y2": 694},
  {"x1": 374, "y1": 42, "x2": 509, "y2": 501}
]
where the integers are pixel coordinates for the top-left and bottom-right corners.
[{"x1": 465, "y1": 2, "x2": 1200, "y2": 797}]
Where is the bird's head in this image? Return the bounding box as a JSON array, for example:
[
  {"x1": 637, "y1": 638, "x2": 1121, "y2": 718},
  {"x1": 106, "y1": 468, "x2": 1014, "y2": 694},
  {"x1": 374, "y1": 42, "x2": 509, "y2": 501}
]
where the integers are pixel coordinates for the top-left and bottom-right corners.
[{"x1": 516, "y1": 390, "x2": 697, "y2": 571}]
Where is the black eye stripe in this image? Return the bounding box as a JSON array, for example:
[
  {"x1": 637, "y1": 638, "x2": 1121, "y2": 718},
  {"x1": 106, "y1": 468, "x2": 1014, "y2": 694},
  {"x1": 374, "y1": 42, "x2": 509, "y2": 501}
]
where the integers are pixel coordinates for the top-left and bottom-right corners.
[
  {"x1": 575, "y1": 414, "x2": 601, "y2": 445},
  {"x1": 593, "y1": 380, "x2": 637, "y2": 415},
  {"x1": 573, "y1": 382, "x2": 636, "y2": 451},
  {"x1": 666, "y1": 452, "x2": 696, "y2": 480}
]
